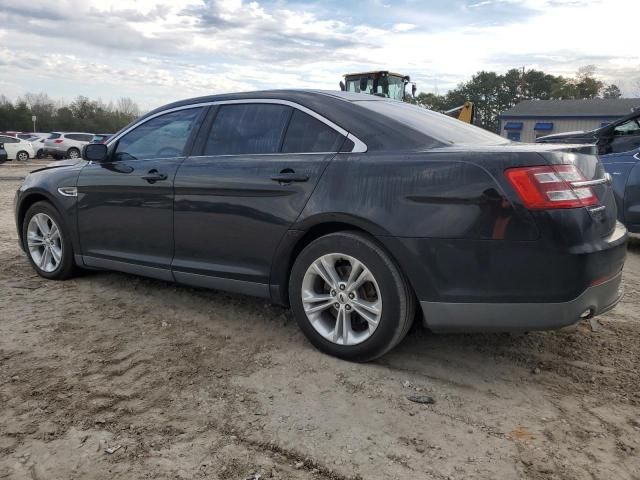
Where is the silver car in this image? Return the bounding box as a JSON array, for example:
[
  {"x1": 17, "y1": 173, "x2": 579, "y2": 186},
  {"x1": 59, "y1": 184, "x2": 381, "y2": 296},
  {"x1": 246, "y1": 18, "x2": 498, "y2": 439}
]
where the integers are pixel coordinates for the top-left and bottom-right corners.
[{"x1": 44, "y1": 132, "x2": 94, "y2": 159}]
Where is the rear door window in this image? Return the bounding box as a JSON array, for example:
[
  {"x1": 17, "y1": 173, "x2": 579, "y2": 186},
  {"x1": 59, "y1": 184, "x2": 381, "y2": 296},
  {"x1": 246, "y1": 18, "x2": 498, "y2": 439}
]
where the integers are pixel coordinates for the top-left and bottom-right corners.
[
  {"x1": 204, "y1": 104, "x2": 291, "y2": 155},
  {"x1": 282, "y1": 110, "x2": 344, "y2": 153}
]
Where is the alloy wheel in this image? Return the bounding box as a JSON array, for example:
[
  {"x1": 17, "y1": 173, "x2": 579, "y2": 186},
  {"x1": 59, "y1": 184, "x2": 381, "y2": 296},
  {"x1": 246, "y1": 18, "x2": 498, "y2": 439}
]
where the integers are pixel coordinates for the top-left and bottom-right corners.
[
  {"x1": 27, "y1": 213, "x2": 63, "y2": 273},
  {"x1": 301, "y1": 253, "x2": 382, "y2": 346},
  {"x1": 17, "y1": 151, "x2": 28, "y2": 161},
  {"x1": 68, "y1": 149, "x2": 79, "y2": 159}
]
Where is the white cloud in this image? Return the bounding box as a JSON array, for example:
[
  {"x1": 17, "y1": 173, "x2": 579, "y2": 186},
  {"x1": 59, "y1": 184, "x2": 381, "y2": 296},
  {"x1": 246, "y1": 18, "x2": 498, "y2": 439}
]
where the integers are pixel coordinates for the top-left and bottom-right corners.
[
  {"x1": 392, "y1": 23, "x2": 416, "y2": 33},
  {"x1": 0, "y1": 0, "x2": 638, "y2": 109}
]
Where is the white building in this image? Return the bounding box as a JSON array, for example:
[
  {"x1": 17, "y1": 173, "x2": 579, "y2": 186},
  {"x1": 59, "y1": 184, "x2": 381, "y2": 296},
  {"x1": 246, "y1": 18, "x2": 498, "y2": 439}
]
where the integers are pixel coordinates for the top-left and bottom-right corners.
[{"x1": 498, "y1": 98, "x2": 640, "y2": 143}]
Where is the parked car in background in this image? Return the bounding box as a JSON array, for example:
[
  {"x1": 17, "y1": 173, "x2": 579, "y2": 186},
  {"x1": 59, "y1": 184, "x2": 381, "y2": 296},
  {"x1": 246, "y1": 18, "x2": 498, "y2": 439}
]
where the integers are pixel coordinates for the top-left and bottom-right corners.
[
  {"x1": 14, "y1": 90, "x2": 627, "y2": 361},
  {"x1": 537, "y1": 109, "x2": 640, "y2": 232},
  {"x1": 599, "y1": 148, "x2": 640, "y2": 233},
  {"x1": 91, "y1": 134, "x2": 112, "y2": 144},
  {"x1": 44, "y1": 132, "x2": 94, "y2": 159},
  {"x1": 17, "y1": 132, "x2": 49, "y2": 141},
  {"x1": 26, "y1": 136, "x2": 47, "y2": 158},
  {"x1": 0, "y1": 142, "x2": 7, "y2": 164},
  {"x1": 0, "y1": 134, "x2": 35, "y2": 161}
]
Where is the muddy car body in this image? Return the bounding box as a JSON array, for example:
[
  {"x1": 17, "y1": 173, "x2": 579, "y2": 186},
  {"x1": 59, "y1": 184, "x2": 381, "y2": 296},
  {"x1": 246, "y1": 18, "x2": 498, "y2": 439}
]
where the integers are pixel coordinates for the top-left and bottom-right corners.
[{"x1": 14, "y1": 90, "x2": 627, "y2": 360}]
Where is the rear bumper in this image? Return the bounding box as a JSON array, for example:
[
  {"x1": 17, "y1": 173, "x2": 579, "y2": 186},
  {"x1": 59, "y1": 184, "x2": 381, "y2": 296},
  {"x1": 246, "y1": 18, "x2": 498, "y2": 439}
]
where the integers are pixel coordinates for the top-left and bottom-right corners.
[
  {"x1": 420, "y1": 270, "x2": 624, "y2": 332},
  {"x1": 379, "y1": 220, "x2": 628, "y2": 332}
]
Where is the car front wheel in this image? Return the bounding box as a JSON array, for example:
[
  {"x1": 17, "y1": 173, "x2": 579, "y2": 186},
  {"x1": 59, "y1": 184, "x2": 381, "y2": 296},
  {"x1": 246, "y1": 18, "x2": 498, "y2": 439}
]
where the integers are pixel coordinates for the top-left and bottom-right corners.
[
  {"x1": 289, "y1": 231, "x2": 415, "y2": 361},
  {"x1": 22, "y1": 202, "x2": 76, "y2": 280},
  {"x1": 16, "y1": 151, "x2": 29, "y2": 162}
]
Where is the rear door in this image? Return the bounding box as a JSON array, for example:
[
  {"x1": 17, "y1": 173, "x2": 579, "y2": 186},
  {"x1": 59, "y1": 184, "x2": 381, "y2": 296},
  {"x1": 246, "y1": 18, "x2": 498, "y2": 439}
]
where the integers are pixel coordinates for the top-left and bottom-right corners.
[{"x1": 172, "y1": 101, "x2": 347, "y2": 293}]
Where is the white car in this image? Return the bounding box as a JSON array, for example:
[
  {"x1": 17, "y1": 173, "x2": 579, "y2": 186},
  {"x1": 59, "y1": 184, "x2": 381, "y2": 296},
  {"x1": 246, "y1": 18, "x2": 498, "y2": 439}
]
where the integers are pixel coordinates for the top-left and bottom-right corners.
[
  {"x1": 44, "y1": 132, "x2": 94, "y2": 159},
  {"x1": 25, "y1": 136, "x2": 47, "y2": 158},
  {"x1": 0, "y1": 134, "x2": 36, "y2": 161},
  {"x1": 17, "y1": 132, "x2": 49, "y2": 141}
]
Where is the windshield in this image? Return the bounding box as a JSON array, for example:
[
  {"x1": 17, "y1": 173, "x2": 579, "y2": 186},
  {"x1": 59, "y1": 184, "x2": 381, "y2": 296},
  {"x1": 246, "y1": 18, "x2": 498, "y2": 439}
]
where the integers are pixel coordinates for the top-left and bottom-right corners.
[
  {"x1": 345, "y1": 75, "x2": 406, "y2": 101},
  {"x1": 355, "y1": 100, "x2": 510, "y2": 146}
]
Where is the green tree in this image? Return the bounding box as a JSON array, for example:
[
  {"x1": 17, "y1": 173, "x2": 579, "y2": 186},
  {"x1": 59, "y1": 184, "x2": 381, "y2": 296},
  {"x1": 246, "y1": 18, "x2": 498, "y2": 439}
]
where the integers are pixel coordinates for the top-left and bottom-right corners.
[{"x1": 602, "y1": 84, "x2": 622, "y2": 99}]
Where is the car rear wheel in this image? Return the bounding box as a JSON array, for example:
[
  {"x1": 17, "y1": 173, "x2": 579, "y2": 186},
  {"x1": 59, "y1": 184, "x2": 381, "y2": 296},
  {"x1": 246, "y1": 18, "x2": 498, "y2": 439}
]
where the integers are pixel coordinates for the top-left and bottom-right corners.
[
  {"x1": 16, "y1": 151, "x2": 29, "y2": 162},
  {"x1": 22, "y1": 202, "x2": 76, "y2": 280},
  {"x1": 67, "y1": 148, "x2": 80, "y2": 159},
  {"x1": 289, "y1": 231, "x2": 415, "y2": 361}
]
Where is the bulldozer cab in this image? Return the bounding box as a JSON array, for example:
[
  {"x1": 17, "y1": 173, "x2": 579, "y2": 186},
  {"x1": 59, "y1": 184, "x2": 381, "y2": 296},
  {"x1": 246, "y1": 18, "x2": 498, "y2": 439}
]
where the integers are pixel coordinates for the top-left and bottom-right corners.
[{"x1": 341, "y1": 71, "x2": 413, "y2": 101}]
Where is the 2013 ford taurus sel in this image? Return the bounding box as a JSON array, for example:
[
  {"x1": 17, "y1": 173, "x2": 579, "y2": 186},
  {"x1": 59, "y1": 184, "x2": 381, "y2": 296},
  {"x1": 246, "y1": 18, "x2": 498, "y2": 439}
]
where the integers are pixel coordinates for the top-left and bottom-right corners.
[{"x1": 14, "y1": 90, "x2": 627, "y2": 361}]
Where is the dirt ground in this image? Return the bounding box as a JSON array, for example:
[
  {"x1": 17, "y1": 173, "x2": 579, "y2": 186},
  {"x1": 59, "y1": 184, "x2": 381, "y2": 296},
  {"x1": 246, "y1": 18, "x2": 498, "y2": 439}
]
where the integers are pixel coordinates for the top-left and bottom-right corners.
[{"x1": 1, "y1": 160, "x2": 639, "y2": 480}]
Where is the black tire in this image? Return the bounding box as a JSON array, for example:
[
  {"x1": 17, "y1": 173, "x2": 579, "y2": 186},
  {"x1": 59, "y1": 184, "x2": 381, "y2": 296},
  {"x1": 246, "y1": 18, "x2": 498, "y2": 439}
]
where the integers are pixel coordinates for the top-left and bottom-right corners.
[
  {"x1": 66, "y1": 148, "x2": 80, "y2": 159},
  {"x1": 289, "y1": 231, "x2": 415, "y2": 362},
  {"x1": 16, "y1": 150, "x2": 29, "y2": 162},
  {"x1": 36, "y1": 149, "x2": 45, "y2": 159},
  {"x1": 22, "y1": 201, "x2": 76, "y2": 280}
]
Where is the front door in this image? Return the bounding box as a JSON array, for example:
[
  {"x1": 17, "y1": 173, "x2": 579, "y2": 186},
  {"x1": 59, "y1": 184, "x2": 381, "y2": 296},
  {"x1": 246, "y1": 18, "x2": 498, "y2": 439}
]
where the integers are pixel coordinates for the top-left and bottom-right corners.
[
  {"x1": 172, "y1": 103, "x2": 347, "y2": 293},
  {"x1": 76, "y1": 107, "x2": 205, "y2": 278}
]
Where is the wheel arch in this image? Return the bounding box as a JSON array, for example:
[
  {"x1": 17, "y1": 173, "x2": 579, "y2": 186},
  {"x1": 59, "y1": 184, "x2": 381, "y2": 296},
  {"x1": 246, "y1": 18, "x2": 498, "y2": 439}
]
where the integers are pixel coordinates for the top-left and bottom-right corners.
[
  {"x1": 17, "y1": 190, "x2": 65, "y2": 247},
  {"x1": 269, "y1": 213, "x2": 405, "y2": 306}
]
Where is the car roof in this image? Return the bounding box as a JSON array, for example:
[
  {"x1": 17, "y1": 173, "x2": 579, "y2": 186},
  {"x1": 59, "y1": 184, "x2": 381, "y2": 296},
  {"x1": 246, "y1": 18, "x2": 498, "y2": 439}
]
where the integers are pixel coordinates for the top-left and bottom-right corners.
[{"x1": 148, "y1": 89, "x2": 384, "y2": 112}]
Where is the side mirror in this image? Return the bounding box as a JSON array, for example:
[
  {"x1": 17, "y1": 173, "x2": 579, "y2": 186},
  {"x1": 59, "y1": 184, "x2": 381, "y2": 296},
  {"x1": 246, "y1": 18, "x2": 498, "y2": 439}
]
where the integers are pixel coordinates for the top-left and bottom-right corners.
[
  {"x1": 339, "y1": 81, "x2": 345, "y2": 91},
  {"x1": 82, "y1": 143, "x2": 109, "y2": 162}
]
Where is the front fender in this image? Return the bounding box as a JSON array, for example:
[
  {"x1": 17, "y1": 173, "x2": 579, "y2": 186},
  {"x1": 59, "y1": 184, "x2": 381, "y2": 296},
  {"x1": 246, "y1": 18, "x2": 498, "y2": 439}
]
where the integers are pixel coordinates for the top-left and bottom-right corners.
[{"x1": 16, "y1": 167, "x2": 83, "y2": 257}]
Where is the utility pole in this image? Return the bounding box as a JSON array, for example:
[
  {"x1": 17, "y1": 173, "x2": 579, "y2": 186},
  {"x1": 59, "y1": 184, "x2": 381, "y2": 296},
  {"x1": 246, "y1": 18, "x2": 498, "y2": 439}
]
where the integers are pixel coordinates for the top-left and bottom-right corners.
[{"x1": 32, "y1": 115, "x2": 37, "y2": 133}]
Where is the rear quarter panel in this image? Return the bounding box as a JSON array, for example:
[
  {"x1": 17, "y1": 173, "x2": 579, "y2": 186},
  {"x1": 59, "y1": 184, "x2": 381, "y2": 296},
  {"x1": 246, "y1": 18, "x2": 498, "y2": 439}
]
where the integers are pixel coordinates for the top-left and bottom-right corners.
[{"x1": 297, "y1": 151, "x2": 540, "y2": 240}]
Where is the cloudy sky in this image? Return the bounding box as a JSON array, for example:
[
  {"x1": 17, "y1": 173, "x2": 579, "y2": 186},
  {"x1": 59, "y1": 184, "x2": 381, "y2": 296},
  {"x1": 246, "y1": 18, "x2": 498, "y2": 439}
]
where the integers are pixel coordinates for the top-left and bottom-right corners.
[{"x1": 1, "y1": 0, "x2": 638, "y2": 109}]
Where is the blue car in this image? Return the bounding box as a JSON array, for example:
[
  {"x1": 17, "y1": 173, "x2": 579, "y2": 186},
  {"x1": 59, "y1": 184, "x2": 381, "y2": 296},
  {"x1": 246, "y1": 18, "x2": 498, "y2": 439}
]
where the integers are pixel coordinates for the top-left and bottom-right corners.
[
  {"x1": 599, "y1": 148, "x2": 640, "y2": 233},
  {"x1": 537, "y1": 110, "x2": 640, "y2": 232}
]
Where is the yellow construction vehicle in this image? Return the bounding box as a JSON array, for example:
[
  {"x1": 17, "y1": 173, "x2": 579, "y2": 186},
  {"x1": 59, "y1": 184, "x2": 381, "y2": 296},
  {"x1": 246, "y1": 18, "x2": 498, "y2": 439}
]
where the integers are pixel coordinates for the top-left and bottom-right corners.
[
  {"x1": 340, "y1": 71, "x2": 415, "y2": 102},
  {"x1": 340, "y1": 70, "x2": 474, "y2": 124},
  {"x1": 443, "y1": 102, "x2": 475, "y2": 124}
]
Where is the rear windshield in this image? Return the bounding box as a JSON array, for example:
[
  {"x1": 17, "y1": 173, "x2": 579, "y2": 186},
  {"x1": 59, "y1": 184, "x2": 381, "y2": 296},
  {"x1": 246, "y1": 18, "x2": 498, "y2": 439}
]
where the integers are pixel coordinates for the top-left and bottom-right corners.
[
  {"x1": 355, "y1": 100, "x2": 509, "y2": 146},
  {"x1": 48, "y1": 133, "x2": 61, "y2": 139}
]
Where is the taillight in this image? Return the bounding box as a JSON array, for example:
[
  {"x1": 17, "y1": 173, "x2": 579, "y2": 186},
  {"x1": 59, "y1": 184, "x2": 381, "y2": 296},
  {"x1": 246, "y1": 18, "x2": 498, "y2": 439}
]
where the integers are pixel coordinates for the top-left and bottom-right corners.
[
  {"x1": 505, "y1": 164, "x2": 598, "y2": 209},
  {"x1": 54, "y1": 139, "x2": 63, "y2": 143}
]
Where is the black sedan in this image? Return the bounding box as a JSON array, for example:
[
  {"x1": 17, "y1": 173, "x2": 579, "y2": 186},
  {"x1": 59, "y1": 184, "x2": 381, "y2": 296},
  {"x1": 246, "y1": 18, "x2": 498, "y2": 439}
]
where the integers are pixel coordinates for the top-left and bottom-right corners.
[{"x1": 14, "y1": 90, "x2": 627, "y2": 361}]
